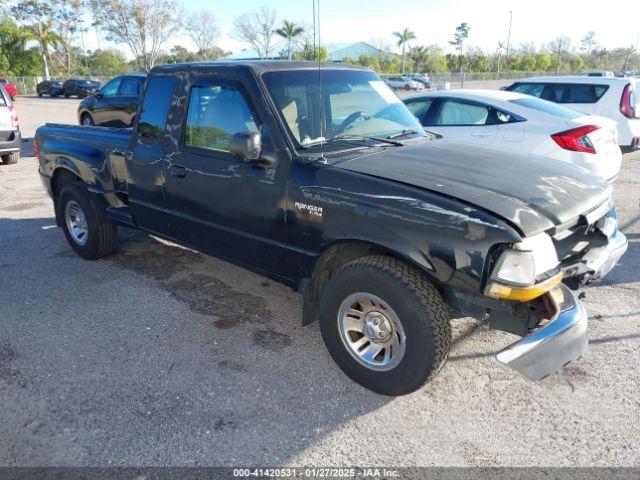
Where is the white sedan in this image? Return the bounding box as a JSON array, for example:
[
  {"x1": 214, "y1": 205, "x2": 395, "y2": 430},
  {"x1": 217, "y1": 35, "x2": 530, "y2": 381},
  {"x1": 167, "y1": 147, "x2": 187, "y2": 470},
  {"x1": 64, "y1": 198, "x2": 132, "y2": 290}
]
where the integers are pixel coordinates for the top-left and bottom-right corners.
[{"x1": 403, "y1": 89, "x2": 621, "y2": 182}]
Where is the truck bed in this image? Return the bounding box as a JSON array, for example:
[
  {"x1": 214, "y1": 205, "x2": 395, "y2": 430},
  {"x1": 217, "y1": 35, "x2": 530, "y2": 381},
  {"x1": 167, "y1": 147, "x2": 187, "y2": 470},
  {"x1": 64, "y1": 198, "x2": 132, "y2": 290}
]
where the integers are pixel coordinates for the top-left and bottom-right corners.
[{"x1": 36, "y1": 123, "x2": 134, "y2": 198}]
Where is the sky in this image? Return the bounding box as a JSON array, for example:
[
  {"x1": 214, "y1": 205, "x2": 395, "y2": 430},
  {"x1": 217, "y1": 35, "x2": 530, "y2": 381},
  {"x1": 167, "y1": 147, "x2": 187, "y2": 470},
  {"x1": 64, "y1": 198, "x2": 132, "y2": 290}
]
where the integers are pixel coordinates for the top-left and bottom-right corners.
[{"x1": 82, "y1": 0, "x2": 640, "y2": 58}]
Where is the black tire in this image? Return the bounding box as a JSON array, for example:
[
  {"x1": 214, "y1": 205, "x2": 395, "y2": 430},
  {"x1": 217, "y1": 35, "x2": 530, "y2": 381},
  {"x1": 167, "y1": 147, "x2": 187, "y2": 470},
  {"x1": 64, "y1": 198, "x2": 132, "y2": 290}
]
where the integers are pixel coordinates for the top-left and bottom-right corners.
[
  {"x1": 58, "y1": 182, "x2": 117, "y2": 260},
  {"x1": 80, "y1": 113, "x2": 94, "y2": 126},
  {"x1": 319, "y1": 255, "x2": 451, "y2": 396},
  {"x1": 38, "y1": 92, "x2": 43, "y2": 97},
  {"x1": 1, "y1": 151, "x2": 19, "y2": 165},
  {"x1": 64, "y1": 92, "x2": 70, "y2": 98}
]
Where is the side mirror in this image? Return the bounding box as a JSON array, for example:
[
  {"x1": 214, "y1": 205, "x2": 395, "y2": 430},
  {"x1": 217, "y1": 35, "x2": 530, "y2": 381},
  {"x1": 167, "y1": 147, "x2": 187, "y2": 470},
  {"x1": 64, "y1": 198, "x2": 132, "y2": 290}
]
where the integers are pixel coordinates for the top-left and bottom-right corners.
[{"x1": 230, "y1": 131, "x2": 262, "y2": 162}]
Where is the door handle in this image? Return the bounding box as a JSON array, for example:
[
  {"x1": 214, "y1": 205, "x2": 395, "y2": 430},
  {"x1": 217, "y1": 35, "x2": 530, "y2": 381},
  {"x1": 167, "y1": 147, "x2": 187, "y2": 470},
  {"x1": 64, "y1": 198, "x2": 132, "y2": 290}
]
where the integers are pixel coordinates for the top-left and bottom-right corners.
[
  {"x1": 471, "y1": 132, "x2": 493, "y2": 137},
  {"x1": 170, "y1": 165, "x2": 187, "y2": 178}
]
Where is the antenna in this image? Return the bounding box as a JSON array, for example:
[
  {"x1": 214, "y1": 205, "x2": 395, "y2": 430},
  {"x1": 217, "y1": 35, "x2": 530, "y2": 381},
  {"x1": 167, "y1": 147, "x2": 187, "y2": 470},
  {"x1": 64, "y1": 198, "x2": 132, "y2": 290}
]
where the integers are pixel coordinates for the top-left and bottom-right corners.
[{"x1": 312, "y1": 0, "x2": 325, "y2": 157}]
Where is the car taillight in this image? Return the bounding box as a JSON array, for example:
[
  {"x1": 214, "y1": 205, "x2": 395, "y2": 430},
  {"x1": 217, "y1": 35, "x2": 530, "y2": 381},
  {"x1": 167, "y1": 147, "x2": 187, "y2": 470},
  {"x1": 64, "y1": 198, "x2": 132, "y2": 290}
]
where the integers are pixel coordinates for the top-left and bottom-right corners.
[
  {"x1": 620, "y1": 83, "x2": 636, "y2": 118},
  {"x1": 33, "y1": 139, "x2": 39, "y2": 159},
  {"x1": 551, "y1": 125, "x2": 599, "y2": 154},
  {"x1": 8, "y1": 105, "x2": 18, "y2": 128}
]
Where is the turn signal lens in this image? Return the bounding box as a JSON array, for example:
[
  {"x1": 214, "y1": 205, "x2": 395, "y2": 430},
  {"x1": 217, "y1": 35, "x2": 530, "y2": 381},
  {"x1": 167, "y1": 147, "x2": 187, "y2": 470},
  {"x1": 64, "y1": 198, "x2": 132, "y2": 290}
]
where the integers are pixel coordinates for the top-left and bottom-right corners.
[{"x1": 486, "y1": 273, "x2": 564, "y2": 302}]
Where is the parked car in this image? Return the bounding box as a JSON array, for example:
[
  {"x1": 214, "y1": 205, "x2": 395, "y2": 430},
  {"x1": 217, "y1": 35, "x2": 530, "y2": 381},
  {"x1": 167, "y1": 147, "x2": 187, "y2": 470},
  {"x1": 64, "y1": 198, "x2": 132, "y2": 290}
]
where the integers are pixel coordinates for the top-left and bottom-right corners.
[
  {"x1": 36, "y1": 80, "x2": 64, "y2": 97},
  {"x1": 35, "y1": 61, "x2": 627, "y2": 395},
  {"x1": 78, "y1": 73, "x2": 146, "y2": 127},
  {"x1": 505, "y1": 76, "x2": 640, "y2": 153},
  {"x1": 405, "y1": 73, "x2": 431, "y2": 88},
  {"x1": 579, "y1": 71, "x2": 614, "y2": 78},
  {"x1": 62, "y1": 78, "x2": 100, "y2": 98},
  {"x1": 0, "y1": 85, "x2": 20, "y2": 164},
  {"x1": 403, "y1": 89, "x2": 622, "y2": 182},
  {"x1": 384, "y1": 75, "x2": 423, "y2": 90},
  {"x1": 0, "y1": 77, "x2": 18, "y2": 100}
]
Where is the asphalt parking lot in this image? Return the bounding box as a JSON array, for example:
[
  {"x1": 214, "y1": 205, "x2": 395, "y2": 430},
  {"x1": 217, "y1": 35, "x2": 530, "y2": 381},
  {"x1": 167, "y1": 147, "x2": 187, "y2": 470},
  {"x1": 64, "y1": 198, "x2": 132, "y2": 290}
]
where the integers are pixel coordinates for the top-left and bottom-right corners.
[{"x1": 1, "y1": 96, "x2": 640, "y2": 467}]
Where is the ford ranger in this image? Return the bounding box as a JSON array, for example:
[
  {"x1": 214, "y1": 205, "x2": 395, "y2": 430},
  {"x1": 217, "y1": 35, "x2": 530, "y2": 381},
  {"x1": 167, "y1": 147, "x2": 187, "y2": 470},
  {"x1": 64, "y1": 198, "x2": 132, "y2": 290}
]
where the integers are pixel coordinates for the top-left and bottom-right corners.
[{"x1": 35, "y1": 62, "x2": 628, "y2": 395}]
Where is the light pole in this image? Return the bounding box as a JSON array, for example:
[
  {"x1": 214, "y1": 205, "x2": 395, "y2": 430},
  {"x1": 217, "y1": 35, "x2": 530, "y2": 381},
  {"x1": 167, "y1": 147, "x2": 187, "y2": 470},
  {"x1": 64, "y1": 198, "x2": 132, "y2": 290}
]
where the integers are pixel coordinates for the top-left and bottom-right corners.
[{"x1": 505, "y1": 10, "x2": 513, "y2": 56}]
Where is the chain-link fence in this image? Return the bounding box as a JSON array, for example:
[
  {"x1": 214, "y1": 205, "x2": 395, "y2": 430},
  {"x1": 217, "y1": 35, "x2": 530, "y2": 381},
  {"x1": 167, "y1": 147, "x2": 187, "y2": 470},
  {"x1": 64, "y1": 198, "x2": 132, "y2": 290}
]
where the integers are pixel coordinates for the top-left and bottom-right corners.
[
  {"x1": 4, "y1": 76, "x2": 112, "y2": 96},
  {"x1": 4, "y1": 71, "x2": 579, "y2": 96},
  {"x1": 428, "y1": 71, "x2": 577, "y2": 90}
]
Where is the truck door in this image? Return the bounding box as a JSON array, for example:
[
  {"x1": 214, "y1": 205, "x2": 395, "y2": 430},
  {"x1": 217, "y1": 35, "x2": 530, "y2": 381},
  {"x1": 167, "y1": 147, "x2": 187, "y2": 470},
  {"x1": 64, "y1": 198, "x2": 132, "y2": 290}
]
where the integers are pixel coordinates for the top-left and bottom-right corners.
[
  {"x1": 125, "y1": 75, "x2": 176, "y2": 237},
  {"x1": 162, "y1": 75, "x2": 289, "y2": 276}
]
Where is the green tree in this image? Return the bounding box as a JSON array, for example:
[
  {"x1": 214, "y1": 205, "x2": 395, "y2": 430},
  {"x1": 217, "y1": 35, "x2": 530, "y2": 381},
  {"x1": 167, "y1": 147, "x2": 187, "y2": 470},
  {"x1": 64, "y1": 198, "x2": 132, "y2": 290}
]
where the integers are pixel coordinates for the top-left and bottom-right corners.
[
  {"x1": 449, "y1": 22, "x2": 470, "y2": 72},
  {"x1": 0, "y1": 16, "x2": 41, "y2": 75},
  {"x1": 393, "y1": 27, "x2": 415, "y2": 74},
  {"x1": 275, "y1": 20, "x2": 303, "y2": 61},
  {"x1": 12, "y1": 0, "x2": 60, "y2": 78},
  {"x1": 86, "y1": 48, "x2": 126, "y2": 75}
]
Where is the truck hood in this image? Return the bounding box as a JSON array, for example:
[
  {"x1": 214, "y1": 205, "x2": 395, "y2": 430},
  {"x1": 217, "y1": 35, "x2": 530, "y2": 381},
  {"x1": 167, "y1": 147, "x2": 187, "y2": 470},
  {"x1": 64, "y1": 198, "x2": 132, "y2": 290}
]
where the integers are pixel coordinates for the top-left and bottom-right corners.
[{"x1": 337, "y1": 140, "x2": 611, "y2": 236}]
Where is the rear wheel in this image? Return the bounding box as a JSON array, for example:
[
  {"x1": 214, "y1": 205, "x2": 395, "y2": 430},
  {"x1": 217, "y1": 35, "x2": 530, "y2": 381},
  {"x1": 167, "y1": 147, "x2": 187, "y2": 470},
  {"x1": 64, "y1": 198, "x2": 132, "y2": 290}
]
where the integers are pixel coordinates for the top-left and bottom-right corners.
[
  {"x1": 58, "y1": 182, "x2": 117, "y2": 259},
  {"x1": 38, "y1": 92, "x2": 43, "y2": 97},
  {"x1": 81, "y1": 113, "x2": 94, "y2": 126},
  {"x1": 1, "y1": 151, "x2": 19, "y2": 165},
  {"x1": 319, "y1": 255, "x2": 451, "y2": 395}
]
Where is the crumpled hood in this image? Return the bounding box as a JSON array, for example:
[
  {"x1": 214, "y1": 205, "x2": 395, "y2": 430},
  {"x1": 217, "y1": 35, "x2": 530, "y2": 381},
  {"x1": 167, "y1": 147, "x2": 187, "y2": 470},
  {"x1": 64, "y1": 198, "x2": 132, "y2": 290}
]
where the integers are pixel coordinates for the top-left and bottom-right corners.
[{"x1": 337, "y1": 140, "x2": 612, "y2": 236}]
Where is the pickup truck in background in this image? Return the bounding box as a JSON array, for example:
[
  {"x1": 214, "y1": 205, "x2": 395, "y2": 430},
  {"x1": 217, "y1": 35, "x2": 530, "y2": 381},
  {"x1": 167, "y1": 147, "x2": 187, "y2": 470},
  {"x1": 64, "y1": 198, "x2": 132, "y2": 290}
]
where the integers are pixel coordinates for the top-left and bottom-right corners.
[{"x1": 35, "y1": 61, "x2": 627, "y2": 395}]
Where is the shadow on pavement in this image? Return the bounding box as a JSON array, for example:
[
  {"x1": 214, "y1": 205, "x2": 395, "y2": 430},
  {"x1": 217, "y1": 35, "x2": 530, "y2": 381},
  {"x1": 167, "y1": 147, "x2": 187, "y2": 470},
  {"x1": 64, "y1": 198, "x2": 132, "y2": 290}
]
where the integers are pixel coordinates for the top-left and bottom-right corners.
[{"x1": 0, "y1": 217, "x2": 391, "y2": 466}]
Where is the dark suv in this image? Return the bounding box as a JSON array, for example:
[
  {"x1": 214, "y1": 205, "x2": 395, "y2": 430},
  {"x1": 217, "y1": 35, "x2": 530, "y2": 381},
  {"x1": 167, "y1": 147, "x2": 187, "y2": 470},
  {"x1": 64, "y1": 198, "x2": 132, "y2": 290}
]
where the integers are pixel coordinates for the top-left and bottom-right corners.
[
  {"x1": 77, "y1": 73, "x2": 146, "y2": 127},
  {"x1": 63, "y1": 79, "x2": 101, "y2": 98},
  {"x1": 36, "y1": 80, "x2": 64, "y2": 97}
]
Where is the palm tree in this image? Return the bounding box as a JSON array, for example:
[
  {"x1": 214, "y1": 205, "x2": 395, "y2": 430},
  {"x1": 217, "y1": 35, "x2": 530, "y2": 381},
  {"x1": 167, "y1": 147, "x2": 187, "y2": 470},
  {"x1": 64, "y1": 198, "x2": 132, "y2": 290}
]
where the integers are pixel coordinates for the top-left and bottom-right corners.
[
  {"x1": 393, "y1": 28, "x2": 416, "y2": 74},
  {"x1": 276, "y1": 20, "x2": 304, "y2": 61}
]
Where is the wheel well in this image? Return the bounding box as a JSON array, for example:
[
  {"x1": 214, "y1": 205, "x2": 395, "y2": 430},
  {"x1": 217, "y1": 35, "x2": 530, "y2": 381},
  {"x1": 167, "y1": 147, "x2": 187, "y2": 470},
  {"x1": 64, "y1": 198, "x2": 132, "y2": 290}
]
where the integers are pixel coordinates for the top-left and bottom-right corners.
[
  {"x1": 51, "y1": 168, "x2": 80, "y2": 226},
  {"x1": 300, "y1": 241, "x2": 411, "y2": 325}
]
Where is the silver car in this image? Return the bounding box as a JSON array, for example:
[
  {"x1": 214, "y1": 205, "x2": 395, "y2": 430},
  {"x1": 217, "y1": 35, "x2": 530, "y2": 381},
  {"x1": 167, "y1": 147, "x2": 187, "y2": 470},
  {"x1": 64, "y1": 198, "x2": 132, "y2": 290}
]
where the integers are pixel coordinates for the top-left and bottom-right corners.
[{"x1": 0, "y1": 85, "x2": 20, "y2": 165}]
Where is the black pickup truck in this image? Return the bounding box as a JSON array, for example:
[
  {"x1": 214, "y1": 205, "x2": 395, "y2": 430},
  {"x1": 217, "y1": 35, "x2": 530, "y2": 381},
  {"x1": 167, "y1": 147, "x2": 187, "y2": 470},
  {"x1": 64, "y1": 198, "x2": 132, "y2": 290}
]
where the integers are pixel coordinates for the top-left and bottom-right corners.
[{"x1": 35, "y1": 61, "x2": 627, "y2": 395}]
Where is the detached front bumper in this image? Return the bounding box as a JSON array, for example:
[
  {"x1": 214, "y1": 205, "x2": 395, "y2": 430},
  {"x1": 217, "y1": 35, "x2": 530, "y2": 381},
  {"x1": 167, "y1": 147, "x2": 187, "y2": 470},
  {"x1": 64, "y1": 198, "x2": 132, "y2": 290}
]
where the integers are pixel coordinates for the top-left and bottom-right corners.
[
  {"x1": 496, "y1": 227, "x2": 627, "y2": 380},
  {"x1": 496, "y1": 284, "x2": 587, "y2": 380}
]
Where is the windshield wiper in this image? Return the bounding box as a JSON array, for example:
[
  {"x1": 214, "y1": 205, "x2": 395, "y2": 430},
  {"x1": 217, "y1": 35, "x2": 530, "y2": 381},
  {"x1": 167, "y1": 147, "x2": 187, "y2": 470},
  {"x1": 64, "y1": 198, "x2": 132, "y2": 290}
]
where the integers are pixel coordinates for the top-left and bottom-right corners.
[
  {"x1": 386, "y1": 129, "x2": 419, "y2": 140},
  {"x1": 330, "y1": 134, "x2": 405, "y2": 146}
]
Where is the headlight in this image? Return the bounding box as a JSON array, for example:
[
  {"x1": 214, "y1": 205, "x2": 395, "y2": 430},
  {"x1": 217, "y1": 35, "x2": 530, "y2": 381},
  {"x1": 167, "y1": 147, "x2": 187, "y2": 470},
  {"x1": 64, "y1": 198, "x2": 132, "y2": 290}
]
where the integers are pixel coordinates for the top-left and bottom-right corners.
[{"x1": 486, "y1": 233, "x2": 562, "y2": 302}]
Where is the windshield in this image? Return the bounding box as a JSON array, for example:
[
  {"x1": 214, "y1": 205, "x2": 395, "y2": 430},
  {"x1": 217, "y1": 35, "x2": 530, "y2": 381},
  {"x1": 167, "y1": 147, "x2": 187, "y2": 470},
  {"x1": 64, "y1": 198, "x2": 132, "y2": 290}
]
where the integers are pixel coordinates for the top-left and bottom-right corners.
[
  {"x1": 262, "y1": 69, "x2": 425, "y2": 148},
  {"x1": 510, "y1": 96, "x2": 583, "y2": 120}
]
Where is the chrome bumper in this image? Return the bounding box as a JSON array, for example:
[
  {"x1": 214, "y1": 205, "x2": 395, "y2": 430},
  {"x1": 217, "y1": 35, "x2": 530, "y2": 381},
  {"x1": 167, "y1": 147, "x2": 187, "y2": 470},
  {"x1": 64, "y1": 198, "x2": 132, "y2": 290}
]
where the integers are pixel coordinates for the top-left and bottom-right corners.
[{"x1": 496, "y1": 284, "x2": 587, "y2": 380}]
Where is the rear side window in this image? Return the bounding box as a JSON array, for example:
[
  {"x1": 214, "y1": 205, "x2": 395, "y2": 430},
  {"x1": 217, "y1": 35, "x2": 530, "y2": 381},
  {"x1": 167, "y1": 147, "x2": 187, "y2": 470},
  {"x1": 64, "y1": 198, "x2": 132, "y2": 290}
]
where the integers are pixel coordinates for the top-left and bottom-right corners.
[
  {"x1": 184, "y1": 82, "x2": 260, "y2": 153},
  {"x1": 509, "y1": 83, "x2": 545, "y2": 97},
  {"x1": 511, "y1": 96, "x2": 582, "y2": 119},
  {"x1": 0, "y1": 89, "x2": 7, "y2": 106},
  {"x1": 138, "y1": 76, "x2": 175, "y2": 139},
  {"x1": 435, "y1": 99, "x2": 490, "y2": 126},
  {"x1": 544, "y1": 83, "x2": 608, "y2": 104},
  {"x1": 120, "y1": 79, "x2": 141, "y2": 96}
]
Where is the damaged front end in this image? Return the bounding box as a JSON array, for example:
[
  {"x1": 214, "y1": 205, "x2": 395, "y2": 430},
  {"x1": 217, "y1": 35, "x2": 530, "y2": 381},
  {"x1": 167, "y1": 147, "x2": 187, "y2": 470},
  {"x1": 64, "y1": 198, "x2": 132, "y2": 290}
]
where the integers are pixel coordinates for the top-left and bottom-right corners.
[{"x1": 450, "y1": 200, "x2": 627, "y2": 380}]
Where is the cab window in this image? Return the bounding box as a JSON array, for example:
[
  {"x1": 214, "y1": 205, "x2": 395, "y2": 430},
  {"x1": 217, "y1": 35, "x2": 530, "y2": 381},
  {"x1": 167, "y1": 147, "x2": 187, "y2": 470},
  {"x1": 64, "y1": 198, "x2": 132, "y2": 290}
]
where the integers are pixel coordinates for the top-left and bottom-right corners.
[
  {"x1": 184, "y1": 82, "x2": 260, "y2": 153},
  {"x1": 138, "y1": 76, "x2": 176, "y2": 140}
]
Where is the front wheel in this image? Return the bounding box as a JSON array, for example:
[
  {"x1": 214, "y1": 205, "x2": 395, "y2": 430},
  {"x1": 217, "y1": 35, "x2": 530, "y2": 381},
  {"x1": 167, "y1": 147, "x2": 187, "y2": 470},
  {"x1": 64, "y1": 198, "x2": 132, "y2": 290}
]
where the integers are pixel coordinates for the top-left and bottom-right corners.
[
  {"x1": 319, "y1": 255, "x2": 451, "y2": 395},
  {"x1": 80, "y1": 113, "x2": 94, "y2": 126},
  {"x1": 38, "y1": 92, "x2": 43, "y2": 97},
  {"x1": 58, "y1": 182, "x2": 118, "y2": 259}
]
